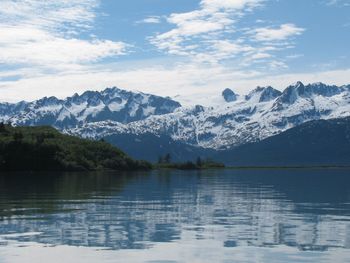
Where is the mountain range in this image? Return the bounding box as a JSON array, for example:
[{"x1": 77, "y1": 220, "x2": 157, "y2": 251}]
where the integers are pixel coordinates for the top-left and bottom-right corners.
[
  {"x1": 217, "y1": 117, "x2": 350, "y2": 166},
  {"x1": 0, "y1": 87, "x2": 180, "y2": 128},
  {"x1": 1, "y1": 81, "x2": 350, "y2": 164}
]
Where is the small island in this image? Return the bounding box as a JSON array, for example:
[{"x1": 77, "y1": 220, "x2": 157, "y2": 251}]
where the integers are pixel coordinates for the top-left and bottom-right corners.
[
  {"x1": 0, "y1": 123, "x2": 151, "y2": 171},
  {"x1": 156, "y1": 153, "x2": 225, "y2": 170}
]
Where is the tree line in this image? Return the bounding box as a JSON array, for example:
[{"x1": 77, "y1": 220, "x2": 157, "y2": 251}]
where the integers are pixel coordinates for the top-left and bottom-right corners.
[
  {"x1": 157, "y1": 153, "x2": 224, "y2": 170},
  {"x1": 0, "y1": 123, "x2": 151, "y2": 171}
]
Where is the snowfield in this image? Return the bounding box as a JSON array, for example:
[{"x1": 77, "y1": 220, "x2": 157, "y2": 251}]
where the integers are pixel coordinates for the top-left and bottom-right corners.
[{"x1": 1, "y1": 82, "x2": 350, "y2": 150}]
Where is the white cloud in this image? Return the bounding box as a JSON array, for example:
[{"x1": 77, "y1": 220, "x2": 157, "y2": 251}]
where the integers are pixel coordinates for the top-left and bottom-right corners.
[
  {"x1": 150, "y1": 0, "x2": 264, "y2": 63},
  {"x1": 252, "y1": 24, "x2": 305, "y2": 42},
  {"x1": 137, "y1": 16, "x2": 162, "y2": 24},
  {"x1": 268, "y1": 60, "x2": 288, "y2": 70},
  {"x1": 0, "y1": 0, "x2": 98, "y2": 31},
  {"x1": 0, "y1": 26, "x2": 127, "y2": 67},
  {"x1": 200, "y1": 0, "x2": 264, "y2": 10},
  {"x1": 149, "y1": 0, "x2": 304, "y2": 69},
  {"x1": 250, "y1": 53, "x2": 272, "y2": 60},
  {"x1": 1, "y1": 60, "x2": 350, "y2": 106},
  {"x1": 0, "y1": 0, "x2": 129, "y2": 71},
  {"x1": 0, "y1": 0, "x2": 321, "y2": 105},
  {"x1": 286, "y1": 54, "x2": 304, "y2": 59},
  {"x1": 212, "y1": 40, "x2": 254, "y2": 55},
  {"x1": 326, "y1": 0, "x2": 350, "y2": 6}
]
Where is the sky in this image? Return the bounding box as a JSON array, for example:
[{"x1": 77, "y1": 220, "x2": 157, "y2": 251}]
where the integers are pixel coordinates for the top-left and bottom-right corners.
[{"x1": 0, "y1": 0, "x2": 349, "y2": 103}]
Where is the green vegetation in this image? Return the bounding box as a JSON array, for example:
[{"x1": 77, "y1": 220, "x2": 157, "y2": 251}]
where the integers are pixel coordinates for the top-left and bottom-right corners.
[
  {"x1": 156, "y1": 154, "x2": 225, "y2": 170},
  {"x1": 0, "y1": 124, "x2": 151, "y2": 171}
]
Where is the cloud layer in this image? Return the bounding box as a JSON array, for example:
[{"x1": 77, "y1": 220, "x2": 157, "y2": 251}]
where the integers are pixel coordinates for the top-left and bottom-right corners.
[
  {"x1": 0, "y1": 0, "x2": 348, "y2": 104},
  {"x1": 149, "y1": 0, "x2": 305, "y2": 68},
  {"x1": 0, "y1": 0, "x2": 128, "y2": 73},
  {"x1": 1, "y1": 62, "x2": 350, "y2": 106}
]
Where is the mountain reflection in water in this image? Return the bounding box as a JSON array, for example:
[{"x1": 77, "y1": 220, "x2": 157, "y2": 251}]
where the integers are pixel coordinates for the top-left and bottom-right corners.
[{"x1": 0, "y1": 169, "x2": 349, "y2": 262}]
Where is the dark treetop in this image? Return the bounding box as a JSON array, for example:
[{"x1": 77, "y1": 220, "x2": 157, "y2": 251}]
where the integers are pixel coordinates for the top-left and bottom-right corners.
[{"x1": 0, "y1": 124, "x2": 151, "y2": 171}]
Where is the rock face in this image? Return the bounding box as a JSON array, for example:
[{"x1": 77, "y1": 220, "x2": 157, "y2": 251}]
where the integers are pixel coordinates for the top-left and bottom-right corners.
[
  {"x1": 222, "y1": 88, "x2": 238, "y2": 102},
  {"x1": 1, "y1": 82, "x2": 350, "y2": 153},
  {"x1": 245, "y1": 86, "x2": 282, "y2": 102}
]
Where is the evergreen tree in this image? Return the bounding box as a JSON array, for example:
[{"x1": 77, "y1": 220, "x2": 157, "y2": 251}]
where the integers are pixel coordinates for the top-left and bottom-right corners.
[
  {"x1": 0, "y1": 125, "x2": 152, "y2": 171},
  {"x1": 35, "y1": 134, "x2": 45, "y2": 145},
  {"x1": 196, "y1": 157, "x2": 202, "y2": 167},
  {"x1": 0, "y1": 122, "x2": 5, "y2": 132},
  {"x1": 164, "y1": 153, "x2": 171, "y2": 164},
  {"x1": 13, "y1": 131, "x2": 23, "y2": 142}
]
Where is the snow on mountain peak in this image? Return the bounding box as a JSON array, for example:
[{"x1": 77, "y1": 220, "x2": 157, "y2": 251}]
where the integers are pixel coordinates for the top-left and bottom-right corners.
[
  {"x1": 67, "y1": 82, "x2": 350, "y2": 150},
  {"x1": 246, "y1": 86, "x2": 282, "y2": 103},
  {"x1": 294, "y1": 81, "x2": 304, "y2": 88},
  {"x1": 1, "y1": 82, "x2": 350, "y2": 151},
  {"x1": 306, "y1": 82, "x2": 344, "y2": 97},
  {"x1": 0, "y1": 87, "x2": 181, "y2": 128}
]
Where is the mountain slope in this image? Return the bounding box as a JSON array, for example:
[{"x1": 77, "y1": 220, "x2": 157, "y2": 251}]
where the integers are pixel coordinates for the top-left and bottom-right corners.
[
  {"x1": 104, "y1": 133, "x2": 215, "y2": 163},
  {"x1": 0, "y1": 87, "x2": 181, "y2": 128},
  {"x1": 216, "y1": 117, "x2": 350, "y2": 166},
  {"x1": 1, "y1": 82, "x2": 350, "y2": 155},
  {"x1": 0, "y1": 124, "x2": 151, "y2": 171},
  {"x1": 69, "y1": 82, "x2": 350, "y2": 150}
]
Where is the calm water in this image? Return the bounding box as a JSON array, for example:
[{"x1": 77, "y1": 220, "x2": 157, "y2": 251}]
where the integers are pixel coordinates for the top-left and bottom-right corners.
[{"x1": 0, "y1": 169, "x2": 350, "y2": 263}]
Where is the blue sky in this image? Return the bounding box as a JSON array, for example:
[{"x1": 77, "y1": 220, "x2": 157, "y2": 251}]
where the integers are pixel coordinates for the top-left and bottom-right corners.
[{"x1": 0, "y1": 0, "x2": 349, "y2": 102}]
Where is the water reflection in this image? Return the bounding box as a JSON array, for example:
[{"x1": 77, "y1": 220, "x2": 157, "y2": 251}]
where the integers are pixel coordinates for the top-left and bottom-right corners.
[{"x1": 0, "y1": 169, "x2": 349, "y2": 262}]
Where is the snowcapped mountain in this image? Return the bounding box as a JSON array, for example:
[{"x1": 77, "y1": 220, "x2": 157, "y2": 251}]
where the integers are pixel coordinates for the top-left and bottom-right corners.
[
  {"x1": 66, "y1": 82, "x2": 350, "y2": 150},
  {"x1": 0, "y1": 87, "x2": 181, "y2": 128},
  {"x1": 1, "y1": 82, "x2": 350, "y2": 151}
]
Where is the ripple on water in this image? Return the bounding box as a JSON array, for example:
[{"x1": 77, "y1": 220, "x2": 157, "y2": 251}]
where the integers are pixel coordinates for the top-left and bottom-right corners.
[{"x1": 0, "y1": 169, "x2": 349, "y2": 262}]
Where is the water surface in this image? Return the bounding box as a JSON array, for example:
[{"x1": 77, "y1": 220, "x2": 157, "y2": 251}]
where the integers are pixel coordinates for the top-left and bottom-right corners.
[{"x1": 0, "y1": 169, "x2": 349, "y2": 262}]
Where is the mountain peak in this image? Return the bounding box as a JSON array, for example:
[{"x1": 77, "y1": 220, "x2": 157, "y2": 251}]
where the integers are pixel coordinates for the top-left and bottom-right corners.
[
  {"x1": 102, "y1": 86, "x2": 122, "y2": 95},
  {"x1": 311, "y1": 82, "x2": 326, "y2": 86},
  {"x1": 246, "y1": 86, "x2": 282, "y2": 102},
  {"x1": 0, "y1": 87, "x2": 182, "y2": 128},
  {"x1": 222, "y1": 88, "x2": 237, "y2": 102},
  {"x1": 306, "y1": 82, "x2": 343, "y2": 97},
  {"x1": 36, "y1": 96, "x2": 61, "y2": 106},
  {"x1": 0, "y1": 81, "x2": 350, "y2": 153},
  {"x1": 294, "y1": 81, "x2": 304, "y2": 88},
  {"x1": 277, "y1": 82, "x2": 307, "y2": 104}
]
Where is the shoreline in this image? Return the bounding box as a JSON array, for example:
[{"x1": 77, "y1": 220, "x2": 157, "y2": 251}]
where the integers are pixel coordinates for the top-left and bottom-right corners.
[{"x1": 2, "y1": 165, "x2": 350, "y2": 174}]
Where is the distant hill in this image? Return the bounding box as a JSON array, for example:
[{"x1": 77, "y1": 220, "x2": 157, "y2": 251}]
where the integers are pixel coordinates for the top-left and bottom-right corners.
[
  {"x1": 104, "y1": 133, "x2": 215, "y2": 163},
  {"x1": 0, "y1": 124, "x2": 151, "y2": 171},
  {"x1": 216, "y1": 118, "x2": 350, "y2": 166}
]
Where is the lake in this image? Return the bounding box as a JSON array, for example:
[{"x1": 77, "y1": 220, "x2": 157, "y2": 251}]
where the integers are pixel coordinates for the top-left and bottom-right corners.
[{"x1": 0, "y1": 169, "x2": 349, "y2": 263}]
